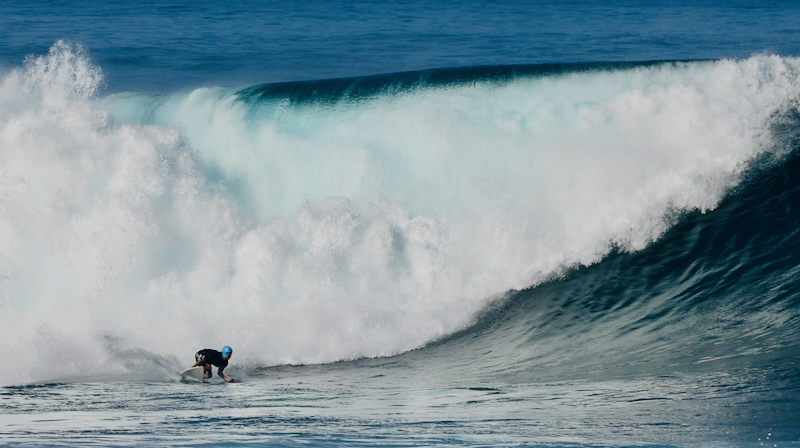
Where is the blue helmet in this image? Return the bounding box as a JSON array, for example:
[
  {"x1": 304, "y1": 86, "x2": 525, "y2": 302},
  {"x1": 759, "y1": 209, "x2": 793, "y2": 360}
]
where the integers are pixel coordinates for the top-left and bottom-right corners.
[{"x1": 222, "y1": 346, "x2": 232, "y2": 359}]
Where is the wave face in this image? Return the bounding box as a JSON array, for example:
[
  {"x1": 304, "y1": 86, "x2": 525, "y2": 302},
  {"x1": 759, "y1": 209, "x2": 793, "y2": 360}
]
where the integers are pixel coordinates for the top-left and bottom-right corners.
[
  {"x1": 2, "y1": 43, "x2": 800, "y2": 386},
  {"x1": 421, "y1": 141, "x2": 800, "y2": 384}
]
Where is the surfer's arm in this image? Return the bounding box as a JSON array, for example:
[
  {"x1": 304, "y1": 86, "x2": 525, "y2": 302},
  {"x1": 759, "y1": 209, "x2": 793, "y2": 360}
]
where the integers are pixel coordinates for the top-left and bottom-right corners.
[{"x1": 218, "y1": 366, "x2": 234, "y2": 383}]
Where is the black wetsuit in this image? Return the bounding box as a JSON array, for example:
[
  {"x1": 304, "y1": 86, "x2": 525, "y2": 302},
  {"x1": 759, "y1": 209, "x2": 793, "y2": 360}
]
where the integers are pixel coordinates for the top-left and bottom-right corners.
[{"x1": 195, "y1": 349, "x2": 229, "y2": 377}]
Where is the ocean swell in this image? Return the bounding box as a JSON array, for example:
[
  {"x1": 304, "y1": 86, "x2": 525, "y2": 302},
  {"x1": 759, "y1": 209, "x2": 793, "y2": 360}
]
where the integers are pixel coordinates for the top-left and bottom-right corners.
[{"x1": 1, "y1": 42, "x2": 799, "y2": 386}]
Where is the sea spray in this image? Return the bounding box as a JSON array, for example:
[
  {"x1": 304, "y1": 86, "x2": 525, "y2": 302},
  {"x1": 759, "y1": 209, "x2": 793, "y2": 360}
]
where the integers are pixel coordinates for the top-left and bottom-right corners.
[{"x1": 1, "y1": 43, "x2": 798, "y2": 385}]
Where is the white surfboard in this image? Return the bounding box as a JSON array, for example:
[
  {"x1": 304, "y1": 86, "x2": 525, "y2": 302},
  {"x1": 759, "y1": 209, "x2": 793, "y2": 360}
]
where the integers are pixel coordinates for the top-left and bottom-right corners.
[{"x1": 180, "y1": 366, "x2": 205, "y2": 383}]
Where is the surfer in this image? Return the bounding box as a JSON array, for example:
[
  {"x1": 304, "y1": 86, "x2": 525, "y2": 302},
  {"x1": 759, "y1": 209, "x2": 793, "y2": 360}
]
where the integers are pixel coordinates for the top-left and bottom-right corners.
[{"x1": 192, "y1": 346, "x2": 235, "y2": 383}]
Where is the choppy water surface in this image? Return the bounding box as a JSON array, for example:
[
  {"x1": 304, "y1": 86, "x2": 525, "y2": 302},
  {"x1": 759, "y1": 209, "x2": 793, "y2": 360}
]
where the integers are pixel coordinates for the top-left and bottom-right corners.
[{"x1": 3, "y1": 357, "x2": 798, "y2": 447}]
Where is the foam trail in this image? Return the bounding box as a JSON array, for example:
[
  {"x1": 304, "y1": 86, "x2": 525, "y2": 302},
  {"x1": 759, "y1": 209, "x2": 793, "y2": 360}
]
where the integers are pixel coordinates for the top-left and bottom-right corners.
[{"x1": 1, "y1": 43, "x2": 798, "y2": 385}]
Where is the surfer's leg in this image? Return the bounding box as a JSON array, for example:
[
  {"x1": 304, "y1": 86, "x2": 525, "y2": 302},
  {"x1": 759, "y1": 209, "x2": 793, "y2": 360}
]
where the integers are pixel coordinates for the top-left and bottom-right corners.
[{"x1": 195, "y1": 352, "x2": 211, "y2": 378}]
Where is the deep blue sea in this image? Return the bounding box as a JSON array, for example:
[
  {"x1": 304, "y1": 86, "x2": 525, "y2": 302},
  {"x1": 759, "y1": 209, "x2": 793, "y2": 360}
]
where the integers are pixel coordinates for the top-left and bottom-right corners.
[{"x1": 1, "y1": 1, "x2": 800, "y2": 447}]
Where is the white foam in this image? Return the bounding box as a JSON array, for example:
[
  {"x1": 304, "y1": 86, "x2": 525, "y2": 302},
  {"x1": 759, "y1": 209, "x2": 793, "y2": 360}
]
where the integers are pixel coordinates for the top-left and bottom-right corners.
[{"x1": 1, "y1": 43, "x2": 798, "y2": 385}]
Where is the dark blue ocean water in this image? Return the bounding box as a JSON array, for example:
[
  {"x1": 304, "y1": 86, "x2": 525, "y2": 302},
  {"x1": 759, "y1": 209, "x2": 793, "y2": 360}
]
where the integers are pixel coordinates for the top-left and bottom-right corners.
[
  {"x1": 1, "y1": 1, "x2": 800, "y2": 447},
  {"x1": 2, "y1": 0, "x2": 800, "y2": 92}
]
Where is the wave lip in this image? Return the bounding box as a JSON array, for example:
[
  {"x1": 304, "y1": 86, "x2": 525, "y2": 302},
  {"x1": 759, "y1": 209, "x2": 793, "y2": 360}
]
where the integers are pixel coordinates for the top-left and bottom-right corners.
[
  {"x1": 233, "y1": 60, "x2": 681, "y2": 106},
  {"x1": 2, "y1": 43, "x2": 800, "y2": 386}
]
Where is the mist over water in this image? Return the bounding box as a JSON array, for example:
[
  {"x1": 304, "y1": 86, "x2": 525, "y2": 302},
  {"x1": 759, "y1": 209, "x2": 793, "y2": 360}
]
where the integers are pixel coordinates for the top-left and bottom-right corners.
[{"x1": 1, "y1": 43, "x2": 798, "y2": 389}]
